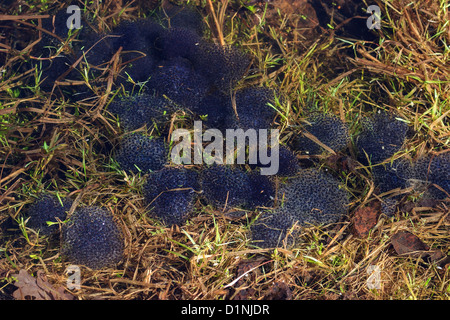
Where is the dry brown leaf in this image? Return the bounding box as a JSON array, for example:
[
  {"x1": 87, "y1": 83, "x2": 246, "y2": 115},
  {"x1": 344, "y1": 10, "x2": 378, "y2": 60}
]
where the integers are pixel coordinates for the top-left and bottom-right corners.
[
  {"x1": 12, "y1": 270, "x2": 74, "y2": 300},
  {"x1": 231, "y1": 258, "x2": 265, "y2": 300},
  {"x1": 352, "y1": 206, "x2": 380, "y2": 238},
  {"x1": 263, "y1": 281, "x2": 293, "y2": 300},
  {"x1": 391, "y1": 231, "x2": 429, "y2": 257}
]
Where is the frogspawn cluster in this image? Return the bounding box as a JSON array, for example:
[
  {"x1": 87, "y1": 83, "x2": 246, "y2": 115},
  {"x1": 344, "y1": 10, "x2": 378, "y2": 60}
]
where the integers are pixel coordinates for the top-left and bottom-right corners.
[
  {"x1": 25, "y1": 194, "x2": 124, "y2": 269},
  {"x1": 23, "y1": 4, "x2": 449, "y2": 264}
]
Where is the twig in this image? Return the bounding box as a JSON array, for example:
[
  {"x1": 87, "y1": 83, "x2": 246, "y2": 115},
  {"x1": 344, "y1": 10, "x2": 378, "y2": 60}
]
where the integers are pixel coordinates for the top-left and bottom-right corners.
[{"x1": 206, "y1": 0, "x2": 225, "y2": 46}]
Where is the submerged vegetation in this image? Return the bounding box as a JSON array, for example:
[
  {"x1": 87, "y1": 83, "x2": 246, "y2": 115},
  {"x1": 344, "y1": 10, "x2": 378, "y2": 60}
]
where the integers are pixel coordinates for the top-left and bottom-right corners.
[{"x1": 0, "y1": 0, "x2": 449, "y2": 300}]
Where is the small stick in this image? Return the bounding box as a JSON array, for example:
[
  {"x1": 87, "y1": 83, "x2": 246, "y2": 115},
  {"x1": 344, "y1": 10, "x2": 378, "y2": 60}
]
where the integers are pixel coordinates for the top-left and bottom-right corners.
[{"x1": 206, "y1": 0, "x2": 225, "y2": 46}]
